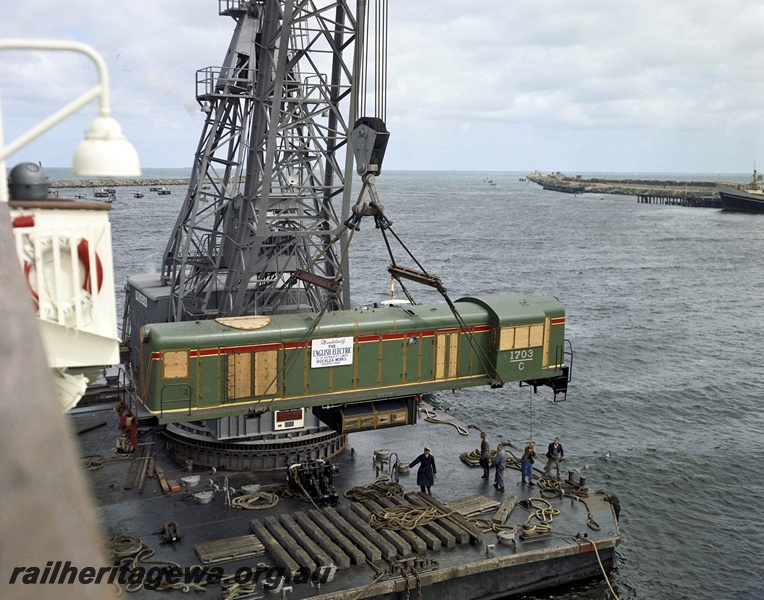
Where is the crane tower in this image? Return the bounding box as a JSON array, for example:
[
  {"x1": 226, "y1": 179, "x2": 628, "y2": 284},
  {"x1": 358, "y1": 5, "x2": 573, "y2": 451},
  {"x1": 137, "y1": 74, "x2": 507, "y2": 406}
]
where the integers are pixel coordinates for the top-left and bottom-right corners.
[
  {"x1": 164, "y1": 0, "x2": 358, "y2": 320},
  {"x1": 124, "y1": 0, "x2": 391, "y2": 468}
]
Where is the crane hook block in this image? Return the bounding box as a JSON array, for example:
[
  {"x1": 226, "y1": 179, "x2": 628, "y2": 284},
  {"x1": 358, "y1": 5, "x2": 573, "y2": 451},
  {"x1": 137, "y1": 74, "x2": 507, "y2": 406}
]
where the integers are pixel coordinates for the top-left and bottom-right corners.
[{"x1": 351, "y1": 117, "x2": 389, "y2": 177}]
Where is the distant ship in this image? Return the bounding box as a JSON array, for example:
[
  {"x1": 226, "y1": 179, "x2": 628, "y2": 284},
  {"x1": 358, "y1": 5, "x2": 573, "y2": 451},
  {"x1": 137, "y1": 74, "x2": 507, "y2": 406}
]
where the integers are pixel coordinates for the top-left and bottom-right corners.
[{"x1": 717, "y1": 169, "x2": 764, "y2": 213}]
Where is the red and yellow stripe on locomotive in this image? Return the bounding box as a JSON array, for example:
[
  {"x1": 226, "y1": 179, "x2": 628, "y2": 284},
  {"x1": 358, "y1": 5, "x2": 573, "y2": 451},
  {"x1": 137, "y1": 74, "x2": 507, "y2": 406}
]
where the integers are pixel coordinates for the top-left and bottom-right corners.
[{"x1": 137, "y1": 294, "x2": 568, "y2": 423}]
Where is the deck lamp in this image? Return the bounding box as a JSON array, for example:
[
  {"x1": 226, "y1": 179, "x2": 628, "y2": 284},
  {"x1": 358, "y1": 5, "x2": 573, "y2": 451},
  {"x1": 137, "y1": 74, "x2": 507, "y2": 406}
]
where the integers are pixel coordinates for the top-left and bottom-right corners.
[{"x1": 0, "y1": 39, "x2": 141, "y2": 202}]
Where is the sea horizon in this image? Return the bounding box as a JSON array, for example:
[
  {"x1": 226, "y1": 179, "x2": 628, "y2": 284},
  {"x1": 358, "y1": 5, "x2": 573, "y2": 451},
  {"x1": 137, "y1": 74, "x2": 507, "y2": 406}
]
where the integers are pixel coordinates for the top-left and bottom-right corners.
[{"x1": 32, "y1": 166, "x2": 762, "y2": 186}]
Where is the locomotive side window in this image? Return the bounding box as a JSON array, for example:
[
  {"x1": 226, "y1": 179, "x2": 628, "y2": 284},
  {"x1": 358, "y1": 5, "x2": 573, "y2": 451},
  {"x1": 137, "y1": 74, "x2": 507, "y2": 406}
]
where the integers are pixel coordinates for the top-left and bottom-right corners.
[
  {"x1": 255, "y1": 350, "x2": 278, "y2": 395},
  {"x1": 227, "y1": 350, "x2": 279, "y2": 401},
  {"x1": 163, "y1": 350, "x2": 189, "y2": 379},
  {"x1": 435, "y1": 332, "x2": 459, "y2": 380},
  {"x1": 227, "y1": 352, "x2": 253, "y2": 400}
]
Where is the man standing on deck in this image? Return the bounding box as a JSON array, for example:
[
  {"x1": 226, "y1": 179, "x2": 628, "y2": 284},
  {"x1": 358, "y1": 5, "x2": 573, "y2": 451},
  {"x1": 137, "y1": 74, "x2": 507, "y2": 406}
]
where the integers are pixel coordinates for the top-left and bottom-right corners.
[
  {"x1": 521, "y1": 441, "x2": 536, "y2": 486},
  {"x1": 479, "y1": 432, "x2": 490, "y2": 479},
  {"x1": 409, "y1": 447, "x2": 436, "y2": 495},
  {"x1": 493, "y1": 443, "x2": 506, "y2": 491},
  {"x1": 544, "y1": 437, "x2": 564, "y2": 479}
]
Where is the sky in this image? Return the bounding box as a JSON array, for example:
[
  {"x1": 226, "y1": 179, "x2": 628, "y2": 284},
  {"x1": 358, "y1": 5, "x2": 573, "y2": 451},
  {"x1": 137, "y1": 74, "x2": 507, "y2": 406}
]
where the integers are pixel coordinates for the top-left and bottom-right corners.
[{"x1": 1, "y1": 0, "x2": 764, "y2": 174}]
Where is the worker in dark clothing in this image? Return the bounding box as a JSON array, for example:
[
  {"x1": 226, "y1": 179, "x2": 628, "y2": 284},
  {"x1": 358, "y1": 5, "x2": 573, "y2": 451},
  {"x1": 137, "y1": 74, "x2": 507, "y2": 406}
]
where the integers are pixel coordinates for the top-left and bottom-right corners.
[
  {"x1": 409, "y1": 447, "x2": 436, "y2": 494},
  {"x1": 479, "y1": 432, "x2": 490, "y2": 479},
  {"x1": 544, "y1": 437, "x2": 564, "y2": 479},
  {"x1": 492, "y1": 443, "x2": 507, "y2": 491},
  {"x1": 521, "y1": 441, "x2": 536, "y2": 486}
]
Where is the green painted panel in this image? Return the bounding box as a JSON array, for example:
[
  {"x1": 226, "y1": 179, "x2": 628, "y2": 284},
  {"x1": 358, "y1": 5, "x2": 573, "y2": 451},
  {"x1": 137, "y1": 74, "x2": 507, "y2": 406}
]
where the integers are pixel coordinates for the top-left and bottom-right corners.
[
  {"x1": 282, "y1": 348, "x2": 308, "y2": 399},
  {"x1": 307, "y1": 359, "x2": 331, "y2": 395},
  {"x1": 199, "y1": 353, "x2": 221, "y2": 407},
  {"x1": 356, "y1": 341, "x2": 381, "y2": 390},
  {"x1": 380, "y1": 339, "x2": 405, "y2": 386},
  {"x1": 496, "y1": 346, "x2": 544, "y2": 381},
  {"x1": 403, "y1": 335, "x2": 421, "y2": 383},
  {"x1": 418, "y1": 336, "x2": 435, "y2": 383},
  {"x1": 330, "y1": 362, "x2": 356, "y2": 392}
]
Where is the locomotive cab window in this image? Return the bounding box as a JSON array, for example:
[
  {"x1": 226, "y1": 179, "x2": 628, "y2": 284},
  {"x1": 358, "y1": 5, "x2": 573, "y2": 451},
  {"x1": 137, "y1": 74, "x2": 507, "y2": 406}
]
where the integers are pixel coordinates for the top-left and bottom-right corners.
[
  {"x1": 163, "y1": 350, "x2": 189, "y2": 379},
  {"x1": 500, "y1": 323, "x2": 545, "y2": 350}
]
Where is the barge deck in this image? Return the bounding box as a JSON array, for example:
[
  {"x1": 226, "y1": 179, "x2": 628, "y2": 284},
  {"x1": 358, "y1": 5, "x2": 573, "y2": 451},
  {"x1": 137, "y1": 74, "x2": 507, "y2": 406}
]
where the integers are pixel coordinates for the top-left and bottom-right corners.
[{"x1": 73, "y1": 400, "x2": 620, "y2": 599}]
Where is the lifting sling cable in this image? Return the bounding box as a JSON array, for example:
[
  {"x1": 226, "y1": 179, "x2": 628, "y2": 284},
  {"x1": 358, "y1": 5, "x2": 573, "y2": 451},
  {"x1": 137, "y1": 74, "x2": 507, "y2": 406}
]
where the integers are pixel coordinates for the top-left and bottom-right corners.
[
  {"x1": 252, "y1": 229, "x2": 358, "y2": 404},
  {"x1": 358, "y1": 0, "x2": 388, "y2": 122},
  {"x1": 375, "y1": 0, "x2": 388, "y2": 122},
  {"x1": 333, "y1": 170, "x2": 507, "y2": 389},
  {"x1": 378, "y1": 223, "x2": 504, "y2": 388},
  {"x1": 268, "y1": 225, "x2": 355, "y2": 314}
]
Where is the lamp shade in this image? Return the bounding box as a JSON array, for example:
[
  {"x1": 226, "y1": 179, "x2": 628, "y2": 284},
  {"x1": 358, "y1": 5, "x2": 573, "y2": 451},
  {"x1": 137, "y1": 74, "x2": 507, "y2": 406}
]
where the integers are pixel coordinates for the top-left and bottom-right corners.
[{"x1": 72, "y1": 115, "x2": 141, "y2": 177}]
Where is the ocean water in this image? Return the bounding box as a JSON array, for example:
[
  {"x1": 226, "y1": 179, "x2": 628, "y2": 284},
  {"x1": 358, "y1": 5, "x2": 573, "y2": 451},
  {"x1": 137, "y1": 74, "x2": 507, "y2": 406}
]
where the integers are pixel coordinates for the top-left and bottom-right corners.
[{"x1": 55, "y1": 169, "x2": 764, "y2": 600}]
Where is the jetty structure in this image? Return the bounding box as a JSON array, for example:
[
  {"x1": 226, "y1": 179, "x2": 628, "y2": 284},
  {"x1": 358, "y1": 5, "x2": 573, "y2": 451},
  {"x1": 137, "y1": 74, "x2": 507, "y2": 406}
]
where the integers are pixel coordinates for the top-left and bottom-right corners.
[{"x1": 527, "y1": 171, "x2": 722, "y2": 207}]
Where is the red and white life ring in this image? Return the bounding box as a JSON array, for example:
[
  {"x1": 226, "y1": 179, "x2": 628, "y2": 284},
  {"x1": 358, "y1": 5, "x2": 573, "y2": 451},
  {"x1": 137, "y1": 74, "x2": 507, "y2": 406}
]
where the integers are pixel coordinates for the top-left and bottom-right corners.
[{"x1": 22, "y1": 236, "x2": 104, "y2": 317}]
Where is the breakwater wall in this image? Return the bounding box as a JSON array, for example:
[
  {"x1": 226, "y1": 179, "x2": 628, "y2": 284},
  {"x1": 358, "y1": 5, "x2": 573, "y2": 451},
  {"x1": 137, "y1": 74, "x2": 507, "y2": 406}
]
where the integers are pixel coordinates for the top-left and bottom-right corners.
[
  {"x1": 527, "y1": 171, "x2": 721, "y2": 207},
  {"x1": 50, "y1": 178, "x2": 190, "y2": 188}
]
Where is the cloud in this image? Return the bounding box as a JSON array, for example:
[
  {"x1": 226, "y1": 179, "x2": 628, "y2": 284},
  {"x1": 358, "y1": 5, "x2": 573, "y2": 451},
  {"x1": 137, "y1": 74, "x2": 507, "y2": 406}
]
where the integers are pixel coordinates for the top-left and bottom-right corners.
[{"x1": 2, "y1": 0, "x2": 763, "y2": 172}]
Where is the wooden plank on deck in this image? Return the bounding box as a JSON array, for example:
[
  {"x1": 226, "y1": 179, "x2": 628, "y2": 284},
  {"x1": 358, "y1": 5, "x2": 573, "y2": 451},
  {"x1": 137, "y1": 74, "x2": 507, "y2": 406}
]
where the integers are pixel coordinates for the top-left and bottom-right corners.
[
  {"x1": 380, "y1": 497, "x2": 441, "y2": 550},
  {"x1": 492, "y1": 495, "x2": 518, "y2": 525},
  {"x1": 154, "y1": 463, "x2": 170, "y2": 495},
  {"x1": 279, "y1": 514, "x2": 334, "y2": 568},
  {"x1": 293, "y1": 512, "x2": 350, "y2": 569},
  {"x1": 403, "y1": 493, "x2": 458, "y2": 547},
  {"x1": 412, "y1": 492, "x2": 484, "y2": 543},
  {"x1": 446, "y1": 494, "x2": 501, "y2": 518},
  {"x1": 337, "y1": 504, "x2": 401, "y2": 558},
  {"x1": 363, "y1": 499, "x2": 427, "y2": 554},
  {"x1": 350, "y1": 502, "x2": 412, "y2": 557},
  {"x1": 123, "y1": 446, "x2": 145, "y2": 490},
  {"x1": 195, "y1": 534, "x2": 265, "y2": 564},
  {"x1": 264, "y1": 516, "x2": 317, "y2": 572},
  {"x1": 322, "y1": 507, "x2": 382, "y2": 562},
  {"x1": 306, "y1": 510, "x2": 366, "y2": 565},
  {"x1": 250, "y1": 519, "x2": 300, "y2": 578}
]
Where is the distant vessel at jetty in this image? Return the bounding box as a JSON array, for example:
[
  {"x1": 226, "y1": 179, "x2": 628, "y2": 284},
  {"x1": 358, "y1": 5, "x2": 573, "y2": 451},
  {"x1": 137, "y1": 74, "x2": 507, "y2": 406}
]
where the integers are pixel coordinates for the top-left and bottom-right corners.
[{"x1": 717, "y1": 169, "x2": 764, "y2": 213}]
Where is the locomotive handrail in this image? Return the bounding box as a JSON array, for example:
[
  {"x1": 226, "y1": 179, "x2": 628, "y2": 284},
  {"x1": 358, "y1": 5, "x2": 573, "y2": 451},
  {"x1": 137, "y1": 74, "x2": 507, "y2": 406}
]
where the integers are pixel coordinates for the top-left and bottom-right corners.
[
  {"x1": 563, "y1": 339, "x2": 573, "y2": 383},
  {"x1": 552, "y1": 339, "x2": 573, "y2": 402}
]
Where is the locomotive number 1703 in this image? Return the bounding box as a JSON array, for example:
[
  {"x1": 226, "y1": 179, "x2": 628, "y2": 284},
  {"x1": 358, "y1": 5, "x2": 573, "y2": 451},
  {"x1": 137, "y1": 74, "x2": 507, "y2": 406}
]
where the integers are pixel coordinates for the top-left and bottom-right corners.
[{"x1": 508, "y1": 349, "x2": 534, "y2": 361}]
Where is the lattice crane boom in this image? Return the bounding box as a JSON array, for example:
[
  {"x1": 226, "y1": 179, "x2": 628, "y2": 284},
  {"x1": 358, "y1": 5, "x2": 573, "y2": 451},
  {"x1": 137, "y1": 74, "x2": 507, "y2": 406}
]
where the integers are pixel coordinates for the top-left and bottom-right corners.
[{"x1": 161, "y1": 0, "x2": 361, "y2": 321}]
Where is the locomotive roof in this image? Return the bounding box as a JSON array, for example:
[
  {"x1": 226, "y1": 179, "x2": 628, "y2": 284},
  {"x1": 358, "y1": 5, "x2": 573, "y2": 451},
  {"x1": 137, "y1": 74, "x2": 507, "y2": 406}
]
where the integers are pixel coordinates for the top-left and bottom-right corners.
[{"x1": 140, "y1": 294, "x2": 563, "y2": 347}]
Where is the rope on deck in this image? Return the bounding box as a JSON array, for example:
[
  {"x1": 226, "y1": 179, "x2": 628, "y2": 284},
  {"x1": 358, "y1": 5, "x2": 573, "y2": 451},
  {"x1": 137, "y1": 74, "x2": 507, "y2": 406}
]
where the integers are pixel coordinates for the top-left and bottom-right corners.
[
  {"x1": 368, "y1": 503, "x2": 442, "y2": 531},
  {"x1": 419, "y1": 407, "x2": 469, "y2": 435},
  {"x1": 344, "y1": 475, "x2": 404, "y2": 501},
  {"x1": 231, "y1": 491, "x2": 279, "y2": 510}
]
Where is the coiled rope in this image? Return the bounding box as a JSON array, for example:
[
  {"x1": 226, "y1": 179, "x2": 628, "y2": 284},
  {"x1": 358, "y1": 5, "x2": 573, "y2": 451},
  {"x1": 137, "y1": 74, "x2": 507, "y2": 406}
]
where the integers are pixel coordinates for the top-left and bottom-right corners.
[
  {"x1": 537, "y1": 474, "x2": 590, "y2": 499},
  {"x1": 106, "y1": 534, "x2": 273, "y2": 595},
  {"x1": 81, "y1": 454, "x2": 104, "y2": 471},
  {"x1": 459, "y1": 447, "x2": 522, "y2": 469},
  {"x1": 230, "y1": 491, "x2": 279, "y2": 510},
  {"x1": 105, "y1": 534, "x2": 207, "y2": 593},
  {"x1": 368, "y1": 504, "x2": 443, "y2": 531},
  {"x1": 344, "y1": 475, "x2": 404, "y2": 501},
  {"x1": 219, "y1": 562, "x2": 269, "y2": 600}
]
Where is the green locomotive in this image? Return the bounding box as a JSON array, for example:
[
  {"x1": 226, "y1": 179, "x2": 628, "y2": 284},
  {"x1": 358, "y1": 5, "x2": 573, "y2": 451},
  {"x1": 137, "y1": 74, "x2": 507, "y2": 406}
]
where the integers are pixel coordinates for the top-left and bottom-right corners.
[{"x1": 136, "y1": 294, "x2": 569, "y2": 425}]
